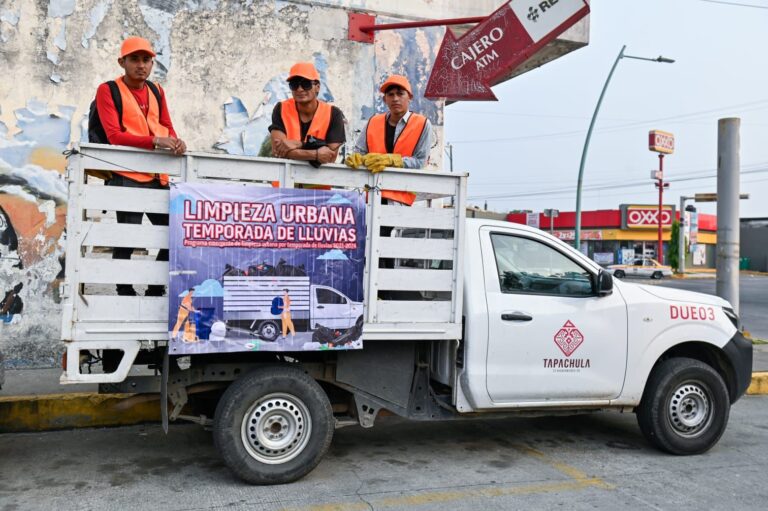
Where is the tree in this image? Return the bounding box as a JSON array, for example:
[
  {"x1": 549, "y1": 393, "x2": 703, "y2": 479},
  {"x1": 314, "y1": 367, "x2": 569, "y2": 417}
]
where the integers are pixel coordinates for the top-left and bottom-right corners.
[{"x1": 669, "y1": 220, "x2": 680, "y2": 272}]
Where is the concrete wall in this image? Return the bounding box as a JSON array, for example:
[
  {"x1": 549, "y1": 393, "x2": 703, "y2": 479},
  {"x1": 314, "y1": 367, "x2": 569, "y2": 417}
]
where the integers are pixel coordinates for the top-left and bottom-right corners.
[
  {"x1": 0, "y1": 0, "x2": 588, "y2": 367},
  {"x1": 741, "y1": 218, "x2": 768, "y2": 272}
]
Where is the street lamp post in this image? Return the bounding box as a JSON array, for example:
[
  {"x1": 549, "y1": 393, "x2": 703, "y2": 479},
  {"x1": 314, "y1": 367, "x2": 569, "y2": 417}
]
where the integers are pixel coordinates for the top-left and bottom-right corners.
[{"x1": 574, "y1": 46, "x2": 675, "y2": 249}]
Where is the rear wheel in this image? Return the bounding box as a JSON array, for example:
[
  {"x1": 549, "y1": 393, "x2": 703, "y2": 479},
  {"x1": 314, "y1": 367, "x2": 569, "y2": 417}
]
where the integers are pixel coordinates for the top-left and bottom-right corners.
[
  {"x1": 651, "y1": 271, "x2": 663, "y2": 279},
  {"x1": 614, "y1": 270, "x2": 625, "y2": 278},
  {"x1": 258, "y1": 321, "x2": 279, "y2": 342},
  {"x1": 637, "y1": 357, "x2": 730, "y2": 455},
  {"x1": 214, "y1": 365, "x2": 334, "y2": 484}
]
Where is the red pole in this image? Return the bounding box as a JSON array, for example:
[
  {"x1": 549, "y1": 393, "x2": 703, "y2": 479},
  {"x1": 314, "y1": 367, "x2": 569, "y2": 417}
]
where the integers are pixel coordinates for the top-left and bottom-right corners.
[
  {"x1": 657, "y1": 154, "x2": 664, "y2": 264},
  {"x1": 359, "y1": 16, "x2": 486, "y2": 33}
]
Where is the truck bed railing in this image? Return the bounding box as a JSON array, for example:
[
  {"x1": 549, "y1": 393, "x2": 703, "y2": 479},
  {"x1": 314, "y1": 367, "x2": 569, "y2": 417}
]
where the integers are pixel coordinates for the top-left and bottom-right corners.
[{"x1": 61, "y1": 144, "x2": 467, "y2": 382}]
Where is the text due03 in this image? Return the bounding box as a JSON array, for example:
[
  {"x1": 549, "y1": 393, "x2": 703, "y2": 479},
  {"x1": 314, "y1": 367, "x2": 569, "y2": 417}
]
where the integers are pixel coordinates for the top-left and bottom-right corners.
[{"x1": 669, "y1": 305, "x2": 715, "y2": 321}]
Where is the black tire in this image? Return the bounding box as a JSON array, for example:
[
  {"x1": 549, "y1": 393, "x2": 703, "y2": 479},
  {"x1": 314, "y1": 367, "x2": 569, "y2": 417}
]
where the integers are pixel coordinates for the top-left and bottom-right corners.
[
  {"x1": 636, "y1": 357, "x2": 730, "y2": 455},
  {"x1": 258, "y1": 321, "x2": 279, "y2": 342},
  {"x1": 614, "y1": 270, "x2": 625, "y2": 279},
  {"x1": 651, "y1": 271, "x2": 663, "y2": 279},
  {"x1": 213, "y1": 365, "x2": 334, "y2": 485}
]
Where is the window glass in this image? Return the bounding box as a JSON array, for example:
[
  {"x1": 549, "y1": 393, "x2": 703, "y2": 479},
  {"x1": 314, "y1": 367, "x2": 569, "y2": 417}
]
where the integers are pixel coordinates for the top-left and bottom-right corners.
[
  {"x1": 490, "y1": 234, "x2": 594, "y2": 296},
  {"x1": 316, "y1": 288, "x2": 347, "y2": 304}
]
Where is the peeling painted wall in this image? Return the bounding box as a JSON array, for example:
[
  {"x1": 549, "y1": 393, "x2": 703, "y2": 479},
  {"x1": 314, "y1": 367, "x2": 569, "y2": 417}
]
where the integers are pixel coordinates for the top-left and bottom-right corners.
[{"x1": 0, "y1": 0, "x2": 586, "y2": 367}]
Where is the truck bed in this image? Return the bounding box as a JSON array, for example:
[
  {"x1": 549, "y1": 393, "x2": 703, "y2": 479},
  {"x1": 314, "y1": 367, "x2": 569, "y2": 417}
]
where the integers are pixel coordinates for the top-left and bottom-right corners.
[{"x1": 60, "y1": 144, "x2": 467, "y2": 383}]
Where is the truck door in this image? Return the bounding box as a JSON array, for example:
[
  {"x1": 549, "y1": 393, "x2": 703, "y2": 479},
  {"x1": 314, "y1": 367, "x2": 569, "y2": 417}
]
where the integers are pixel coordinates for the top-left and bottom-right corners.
[
  {"x1": 481, "y1": 227, "x2": 628, "y2": 403},
  {"x1": 313, "y1": 286, "x2": 351, "y2": 329}
]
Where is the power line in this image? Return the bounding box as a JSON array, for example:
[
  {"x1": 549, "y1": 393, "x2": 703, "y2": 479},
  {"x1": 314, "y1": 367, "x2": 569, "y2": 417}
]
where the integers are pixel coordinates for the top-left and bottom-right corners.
[
  {"x1": 468, "y1": 161, "x2": 768, "y2": 187},
  {"x1": 698, "y1": 0, "x2": 768, "y2": 9},
  {"x1": 481, "y1": 175, "x2": 768, "y2": 203},
  {"x1": 468, "y1": 166, "x2": 768, "y2": 200},
  {"x1": 450, "y1": 99, "x2": 768, "y2": 144}
]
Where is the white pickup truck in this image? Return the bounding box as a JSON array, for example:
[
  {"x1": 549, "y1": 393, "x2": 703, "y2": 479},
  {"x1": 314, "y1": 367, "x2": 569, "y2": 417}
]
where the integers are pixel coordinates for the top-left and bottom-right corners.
[{"x1": 61, "y1": 144, "x2": 752, "y2": 485}]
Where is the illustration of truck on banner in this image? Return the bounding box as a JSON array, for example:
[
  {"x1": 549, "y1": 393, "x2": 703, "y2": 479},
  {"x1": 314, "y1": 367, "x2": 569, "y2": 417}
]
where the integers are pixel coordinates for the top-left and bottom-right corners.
[{"x1": 222, "y1": 275, "x2": 364, "y2": 344}]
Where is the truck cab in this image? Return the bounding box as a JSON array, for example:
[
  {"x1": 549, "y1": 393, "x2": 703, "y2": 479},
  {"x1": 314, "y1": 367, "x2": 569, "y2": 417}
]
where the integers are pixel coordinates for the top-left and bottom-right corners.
[{"x1": 459, "y1": 220, "x2": 750, "y2": 414}]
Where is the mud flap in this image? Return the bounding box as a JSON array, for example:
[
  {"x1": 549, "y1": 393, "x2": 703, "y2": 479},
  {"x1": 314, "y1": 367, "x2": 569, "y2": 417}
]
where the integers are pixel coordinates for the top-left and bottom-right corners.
[{"x1": 161, "y1": 346, "x2": 169, "y2": 434}]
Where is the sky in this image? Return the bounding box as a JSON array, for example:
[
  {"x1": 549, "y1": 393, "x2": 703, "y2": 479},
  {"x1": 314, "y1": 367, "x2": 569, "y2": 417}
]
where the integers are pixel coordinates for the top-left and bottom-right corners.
[{"x1": 444, "y1": 0, "x2": 768, "y2": 219}]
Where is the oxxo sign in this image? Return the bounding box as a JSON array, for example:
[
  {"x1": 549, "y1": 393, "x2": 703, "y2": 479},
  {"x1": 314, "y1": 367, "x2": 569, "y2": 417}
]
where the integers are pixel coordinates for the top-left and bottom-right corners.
[
  {"x1": 621, "y1": 205, "x2": 675, "y2": 229},
  {"x1": 649, "y1": 130, "x2": 675, "y2": 154}
]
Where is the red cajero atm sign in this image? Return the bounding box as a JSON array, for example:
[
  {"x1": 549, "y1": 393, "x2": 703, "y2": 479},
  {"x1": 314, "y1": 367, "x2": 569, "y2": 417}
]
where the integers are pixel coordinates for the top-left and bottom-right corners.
[{"x1": 649, "y1": 130, "x2": 675, "y2": 154}]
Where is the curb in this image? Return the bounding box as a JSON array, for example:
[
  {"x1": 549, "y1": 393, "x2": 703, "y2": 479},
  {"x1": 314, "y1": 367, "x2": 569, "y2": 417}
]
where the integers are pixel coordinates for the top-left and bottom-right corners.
[
  {"x1": 747, "y1": 372, "x2": 768, "y2": 396},
  {"x1": 0, "y1": 392, "x2": 160, "y2": 433},
  {"x1": 3, "y1": 373, "x2": 768, "y2": 433}
]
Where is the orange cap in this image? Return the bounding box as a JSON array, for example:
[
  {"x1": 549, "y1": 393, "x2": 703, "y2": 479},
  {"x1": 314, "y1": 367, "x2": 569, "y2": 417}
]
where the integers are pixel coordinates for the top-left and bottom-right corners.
[
  {"x1": 379, "y1": 75, "x2": 413, "y2": 96},
  {"x1": 287, "y1": 62, "x2": 320, "y2": 81},
  {"x1": 120, "y1": 37, "x2": 156, "y2": 58}
]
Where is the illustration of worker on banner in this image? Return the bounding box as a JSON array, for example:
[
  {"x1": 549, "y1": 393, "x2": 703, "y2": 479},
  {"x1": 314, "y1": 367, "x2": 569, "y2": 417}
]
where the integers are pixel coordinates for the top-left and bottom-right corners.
[{"x1": 168, "y1": 182, "x2": 366, "y2": 355}]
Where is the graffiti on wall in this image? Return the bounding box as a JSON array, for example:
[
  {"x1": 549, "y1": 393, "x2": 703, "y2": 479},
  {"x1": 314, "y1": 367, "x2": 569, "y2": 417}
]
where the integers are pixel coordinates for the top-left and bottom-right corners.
[
  {"x1": 0, "y1": 0, "x2": 448, "y2": 367},
  {"x1": 0, "y1": 100, "x2": 69, "y2": 367}
]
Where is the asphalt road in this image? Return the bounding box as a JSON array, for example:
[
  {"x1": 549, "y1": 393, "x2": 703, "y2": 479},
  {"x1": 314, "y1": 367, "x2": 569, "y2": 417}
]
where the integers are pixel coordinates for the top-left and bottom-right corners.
[
  {"x1": 1, "y1": 396, "x2": 767, "y2": 511},
  {"x1": 627, "y1": 274, "x2": 768, "y2": 339}
]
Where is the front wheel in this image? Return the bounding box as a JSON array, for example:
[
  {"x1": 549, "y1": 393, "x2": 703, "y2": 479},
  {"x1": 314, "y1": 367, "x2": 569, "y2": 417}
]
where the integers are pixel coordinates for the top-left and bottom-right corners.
[
  {"x1": 651, "y1": 271, "x2": 663, "y2": 279},
  {"x1": 214, "y1": 365, "x2": 334, "y2": 484},
  {"x1": 636, "y1": 357, "x2": 730, "y2": 455}
]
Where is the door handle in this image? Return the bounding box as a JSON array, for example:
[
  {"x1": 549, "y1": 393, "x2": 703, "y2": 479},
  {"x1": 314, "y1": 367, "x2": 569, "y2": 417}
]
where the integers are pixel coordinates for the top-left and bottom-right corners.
[
  {"x1": 316, "y1": 305, "x2": 325, "y2": 309},
  {"x1": 502, "y1": 312, "x2": 532, "y2": 322}
]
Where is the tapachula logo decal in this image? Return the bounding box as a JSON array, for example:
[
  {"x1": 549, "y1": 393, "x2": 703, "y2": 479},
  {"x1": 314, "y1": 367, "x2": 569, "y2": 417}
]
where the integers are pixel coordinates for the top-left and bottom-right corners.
[
  {"x1": 554, "y1": 320, "x2": 584, "y2": 357},
  {"x1": 527, "y1": 6, "x2": 540, "y2": 22}
]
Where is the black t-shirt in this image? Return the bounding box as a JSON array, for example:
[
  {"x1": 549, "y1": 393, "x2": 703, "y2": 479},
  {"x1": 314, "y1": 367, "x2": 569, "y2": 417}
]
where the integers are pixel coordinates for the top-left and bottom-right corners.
[
  {"x1": 269, "y1": 102, "x2": 346, "y2": 144},
  {"x1": 385, "y1": 121, "x2": 396, "y2": 154}
]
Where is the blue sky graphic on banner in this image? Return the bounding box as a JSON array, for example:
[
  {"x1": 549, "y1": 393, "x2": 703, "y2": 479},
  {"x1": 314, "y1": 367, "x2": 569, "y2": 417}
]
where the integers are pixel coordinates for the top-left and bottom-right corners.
[{"x1": 169, "y1": 183, "x2": 366, "y2": 355}]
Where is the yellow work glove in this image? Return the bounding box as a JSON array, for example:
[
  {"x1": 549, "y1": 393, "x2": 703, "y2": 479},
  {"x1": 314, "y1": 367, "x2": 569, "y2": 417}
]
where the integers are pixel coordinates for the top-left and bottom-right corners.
[
  {"x1": 344, "y1": 152, "x2": 364, "y2": 169},
  {"x1": 363, "y1": 153, "x2": 404, "y2": 174}
]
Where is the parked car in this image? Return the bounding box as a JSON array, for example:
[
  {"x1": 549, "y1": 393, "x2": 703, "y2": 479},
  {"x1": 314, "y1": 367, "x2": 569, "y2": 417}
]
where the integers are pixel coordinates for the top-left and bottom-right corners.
[{"x1": 608, "y1": 257, "x2": 674, "y2": 279}]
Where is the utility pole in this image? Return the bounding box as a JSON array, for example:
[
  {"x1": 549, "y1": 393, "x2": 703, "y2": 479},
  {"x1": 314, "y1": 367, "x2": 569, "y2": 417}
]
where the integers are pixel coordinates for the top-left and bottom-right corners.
[
  {"x1": 656, "y1": 154, "x2": 665, "y2": 264},
  {"x1": 716, "y1": 118, "x2": 741, "y2": 317},
  {"x1": 649, "y1": 130, "x2": 674, "y2": 263}
]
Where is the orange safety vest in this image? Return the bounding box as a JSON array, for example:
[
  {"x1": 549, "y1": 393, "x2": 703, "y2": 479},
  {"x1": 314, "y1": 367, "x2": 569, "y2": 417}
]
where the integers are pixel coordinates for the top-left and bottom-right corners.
[
  {"x1": 278, "y1": 99, "x2": 333, "y2": 189},
  {"x1": 113, "y1": 77, "x2": 170, "y2": 185},
  {"x1": 366, "y1": 113, "x2": 428, "y2": 206},
  {"x1": 280, "y1": 99, "x2": 332, "y2": 142}
]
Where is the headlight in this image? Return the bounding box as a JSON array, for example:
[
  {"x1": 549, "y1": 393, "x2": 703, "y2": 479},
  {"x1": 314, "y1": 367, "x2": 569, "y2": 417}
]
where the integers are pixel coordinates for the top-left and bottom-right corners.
[{"x1": 722, "y1": 307, "x2": 739, "y2": 329}]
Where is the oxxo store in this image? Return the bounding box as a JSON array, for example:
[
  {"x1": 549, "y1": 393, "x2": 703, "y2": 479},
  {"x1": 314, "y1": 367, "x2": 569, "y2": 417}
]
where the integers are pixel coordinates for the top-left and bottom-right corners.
[{"x1": 507, "y1": 204, "x2": 717, "y2": 268}]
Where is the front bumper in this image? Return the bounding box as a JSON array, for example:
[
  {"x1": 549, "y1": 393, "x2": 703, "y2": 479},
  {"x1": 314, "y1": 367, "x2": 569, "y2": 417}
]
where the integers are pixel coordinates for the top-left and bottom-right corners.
[{"x1": 723, "y1": 330, "x2": 753, "y2": 402}]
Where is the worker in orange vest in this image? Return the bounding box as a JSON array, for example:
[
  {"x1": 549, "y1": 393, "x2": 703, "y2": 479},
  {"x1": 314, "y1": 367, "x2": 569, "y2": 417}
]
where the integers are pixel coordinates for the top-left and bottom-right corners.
[
  {"x1": 94, "y1": 36, "x2": 187, "y2": 296},
  {"x1": 269, "y1": 62, "x2": 346, "y2": 168},
  {"x1": 278, "y1": 288, "x2": 296, "y2": 340},
  {"x1": 346, "y1": 74, "x2": 434, "y2": 206},
  {"x1": 171, "y1": 288, "x2": 197, "y2": 343}
]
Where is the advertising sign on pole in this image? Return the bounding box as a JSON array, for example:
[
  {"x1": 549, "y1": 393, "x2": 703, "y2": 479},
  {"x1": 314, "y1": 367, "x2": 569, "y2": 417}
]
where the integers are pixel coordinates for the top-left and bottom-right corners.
[
  {"x1": 689, "y1": 210, "x2": 699, "y2": 245},
  {"x1": 620, "y1": 204, "x2": 675, "y2": 229},
  {"x1": 649, "y1": 130, "x2": 675, "y2": 154},
  {"x1": 168, "y1": 183, "x2": 367, "y2": 355},
  {"x1": 526, "y1": 212, "x2": 540, "y2": 229},
  {"x1": 425, "y1": 0, "x2": 590, "y2": 100}
]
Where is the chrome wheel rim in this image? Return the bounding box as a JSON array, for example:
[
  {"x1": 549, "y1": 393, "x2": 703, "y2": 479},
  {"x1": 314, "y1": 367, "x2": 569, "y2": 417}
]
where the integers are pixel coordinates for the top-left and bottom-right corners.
[
  {"x1": 668, "y1": 381, "x2": 712, "y2": 437},
  {"x1": 241, "y1": 393, "x2": 312, "y2": 464}
]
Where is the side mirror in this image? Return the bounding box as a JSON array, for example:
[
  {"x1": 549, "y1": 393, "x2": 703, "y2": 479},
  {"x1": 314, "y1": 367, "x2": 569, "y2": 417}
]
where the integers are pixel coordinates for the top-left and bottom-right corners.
[{"x1": 596, "y1": 269, "x2": 613, "y2": 296}]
